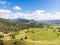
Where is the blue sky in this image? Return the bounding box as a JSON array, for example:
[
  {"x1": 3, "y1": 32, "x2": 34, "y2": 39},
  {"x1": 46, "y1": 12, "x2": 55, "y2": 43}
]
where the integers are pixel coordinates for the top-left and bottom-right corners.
[
  {"x1": 0, "y1": 0, "x2": 60, "y2": 20},
  {"x1": 0, "y1": 0, "x2": 60, "y2": 13}
]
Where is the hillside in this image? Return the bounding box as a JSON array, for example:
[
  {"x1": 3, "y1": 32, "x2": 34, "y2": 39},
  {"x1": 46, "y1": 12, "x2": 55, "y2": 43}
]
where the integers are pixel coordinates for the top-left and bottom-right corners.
[
  {"x1": 0, "y1": 18, "x2": 60, "y2": 45},
  {"x1": 0, "y1": 18, "x2": 44, "y2": 33},
  {"x1": 0, "y1": 18, "x2": 60, "y2": 33},
  {"x1": 0, "y1": 18, "x2": 30, "y2": 33},
  {"x1": 2, "y1": 28, "x2": 60, "y2": 45}
]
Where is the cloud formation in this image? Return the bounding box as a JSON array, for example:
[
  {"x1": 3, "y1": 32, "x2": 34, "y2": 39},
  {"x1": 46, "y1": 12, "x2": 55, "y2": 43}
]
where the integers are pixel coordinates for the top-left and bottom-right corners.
[
  {"x1": 0, "y1": 9, "x2": 11, "y2": 19},
  {"x1": 0, "y1": 9, "x2": 11, "y2": 14},
  {"x1": 13, "y1": 6, "x2": 21, "y2": 10},
  {"x1": 0, "y1": 1, "x2": 6, "y2": 4},
  {"x1": 0, "y1": 9, "x2": 60, "y2": 20},
  {"x1": 0, "y1": 1, "x2": 10, "y2": 5}
]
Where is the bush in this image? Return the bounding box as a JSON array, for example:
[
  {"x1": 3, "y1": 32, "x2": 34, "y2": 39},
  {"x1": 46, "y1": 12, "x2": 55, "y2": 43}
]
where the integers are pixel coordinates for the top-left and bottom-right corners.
[
  {"x1": 24, "y1": 36, "x2": 27, "y2": 39},
  {"x1": 0, "y1": 35, "x2": 4, "y2": 38},
  {"x1": 9, "y1": 33, "x2": 15, "y2": 39},
  {"x1": 33, "y1": 39, "x2": 35, "y2": 41},
  {"x1": 46, "y1": 28, "x2": 48, "y2": 31},
  {"x1": 25, "y1": 30, "x2": 29, "y2": 33},
  {"x1": 14, "y1": 42, "x2": 17, "y2": 45},
  {"x1": 53, "y1": 29, "x2": 56, "y2": 32},
  {"x1": 58, "y1": 30, "x2": 60, "y2": 32},
  {"x1": 0, "y1": 40, "x2": 4, "y2": 45},
  {"x1": 57, "y1": 34, "x2": 60, "y2": 36},
  {"x1": 20, "y1": 38, "x2": 23, "y2": 40},
  {"x1": 31, "y1": 31, "x2": 34, "y2": 33}
]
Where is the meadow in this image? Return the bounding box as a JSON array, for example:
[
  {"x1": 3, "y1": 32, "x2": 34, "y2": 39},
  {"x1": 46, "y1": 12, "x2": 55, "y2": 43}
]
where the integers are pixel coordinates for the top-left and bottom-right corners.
[{"x1": 2, "y1": 28, "x2": 60, "y2": 45}]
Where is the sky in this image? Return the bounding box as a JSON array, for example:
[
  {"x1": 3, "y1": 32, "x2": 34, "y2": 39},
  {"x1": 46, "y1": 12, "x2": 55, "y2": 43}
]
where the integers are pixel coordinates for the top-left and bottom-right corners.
[{"x1": 0, "y1": 0, "x2": 60, "y2": 20}]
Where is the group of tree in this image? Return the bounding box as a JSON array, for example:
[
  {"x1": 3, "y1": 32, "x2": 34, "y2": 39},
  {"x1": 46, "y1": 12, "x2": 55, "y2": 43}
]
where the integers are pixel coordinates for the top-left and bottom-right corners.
[{"x1": 0, "y1": 18, "x2": 50, "y2": 33}]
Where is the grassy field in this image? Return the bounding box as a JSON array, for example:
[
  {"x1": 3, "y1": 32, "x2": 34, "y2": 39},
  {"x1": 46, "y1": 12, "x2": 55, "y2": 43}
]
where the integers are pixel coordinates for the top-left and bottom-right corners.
[
  {"x1": 15, "y1": 28, "x2": 60, "y2": 40},
  {"x1": 4, "y1": 39, "x2": 60, "y2": 45},
  {"x1": 1, "y1": 28, "x2": 60, "y2": 45}
]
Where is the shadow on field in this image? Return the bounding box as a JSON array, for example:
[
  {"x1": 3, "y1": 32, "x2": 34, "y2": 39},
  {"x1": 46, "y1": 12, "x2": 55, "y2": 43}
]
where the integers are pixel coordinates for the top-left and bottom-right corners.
[
  {"x1": 4, "y1": 39, "x2": 26, "y2": 45},
  {"x1": 0, "y1": 40, "x2": 4, "y2": 45},
  {"x1": 0, "y1": 39, "x2": 60, "y2": 45}
]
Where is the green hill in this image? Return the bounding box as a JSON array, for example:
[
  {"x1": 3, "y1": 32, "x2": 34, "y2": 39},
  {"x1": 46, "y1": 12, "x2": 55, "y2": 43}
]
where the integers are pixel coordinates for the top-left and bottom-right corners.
[
  {"x1": 0, "y1": 18, "x2": 45, "y2": 33},
  {"x1": 0, "y1": 18, "x2": 29, "y2": 33}
]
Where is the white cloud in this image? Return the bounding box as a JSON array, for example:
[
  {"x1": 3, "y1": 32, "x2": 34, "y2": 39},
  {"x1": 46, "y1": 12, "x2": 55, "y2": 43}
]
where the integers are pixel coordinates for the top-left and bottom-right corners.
[
  {"x1": 13, "y1": 6, "x2": 21, "y2": 10},
  {"x1": 53, "y1": 12, "x2": 60, "y2": 20},
  {"x1": 0, "y1": 1, "x2": 6, "y2": 4},
  {"x1": 15, "y1": 13, "x2": 32, "y2": 19},
  {"x1": 0, "y1": 1, "x2": 10, "y2": 5},
  {"x1": 0, "y1": 9, "x2": 11, "y2": 14},
  {"x1": 0, "y1": 9, "x2": 60, "y2": 20},
  {"x1": 31, "y1": 10, "x2": 60, "y2": 20},
  {"x1": 32, "y1": 10, "x2": 51, "y2": 20},
  {"x1": 32, "y1": 10, "x2": 45, "y2": 15},
  {"x1": 0, "y1": 9, "x2": 11, "y2": 19}
]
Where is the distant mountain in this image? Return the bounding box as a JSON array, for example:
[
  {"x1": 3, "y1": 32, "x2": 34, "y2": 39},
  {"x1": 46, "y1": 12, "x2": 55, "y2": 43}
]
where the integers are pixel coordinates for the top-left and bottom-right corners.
[
  {"x1": 10, "y1": 18, "x2": 60, "y2": 24},
  {"x1": 39, "y1": 20, "x2": 60, "y2": 24},
  {"x1": 10, "y1": 18, "x2": 36, "y2": 24}
]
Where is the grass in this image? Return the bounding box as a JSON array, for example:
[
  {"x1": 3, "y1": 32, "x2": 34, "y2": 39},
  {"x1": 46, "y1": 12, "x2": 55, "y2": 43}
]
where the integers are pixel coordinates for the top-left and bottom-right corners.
[
  {"x1": 1, "y1": 28, "x2": 60, "y2": 45},
  {"x1": 4, "y1": 39, "x2": 60, "y2": 45},
  {"x1": 16, "y1": 28, "x2": 60, "y2": 40}
]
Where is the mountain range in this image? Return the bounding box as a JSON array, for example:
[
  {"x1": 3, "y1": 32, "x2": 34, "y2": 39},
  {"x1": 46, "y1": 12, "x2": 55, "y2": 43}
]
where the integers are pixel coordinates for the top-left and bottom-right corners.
[{"x1": 10, "y1": 18, "x2": 60, "y2": 24}]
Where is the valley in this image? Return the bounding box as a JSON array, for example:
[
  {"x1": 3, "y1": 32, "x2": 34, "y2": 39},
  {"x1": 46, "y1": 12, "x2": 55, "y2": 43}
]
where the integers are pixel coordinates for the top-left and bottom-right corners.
[
  {"x1": 0, "y1": 28, "x2": 60, "y2": 45},
  {"x1": 0, "y1": 18, "x2": 60, "y2": 45},
  {"x1": 0, "y1": 0, "x2": 59, "y2": 45}
]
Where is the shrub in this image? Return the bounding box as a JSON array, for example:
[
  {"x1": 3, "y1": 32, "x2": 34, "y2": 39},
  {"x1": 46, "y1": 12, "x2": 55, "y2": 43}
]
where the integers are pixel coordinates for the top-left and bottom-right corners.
[
  {"x1": 58, "y1": 30, "x2": 60, "y2": 32},
  {"x1": 9, "y1": 33, "x2": 15, "y2": 39},
  {"x1": 14, "y1": 42, "x2": 17, "y2": 45},
  {"x1": 0, "y1": 40, "x2": 4, "y2": 45},
  {"x1": 24, "y1": 36, "x2": 27, "y2": 39},
  {"x1": 31, "y1": 31, "x2": 34, "y2": 33},
  {"x1": 0, "y1": 35, "x2": 4, "y2": 38},
  {"x1": 20, "y1": 38, "x2": 23, "y2": 40},
  {"x1": 33, "y1": 39, "x2": 35, "y2": 41},
  {"x1": 53, "y1": 29, "x2": 56, "y2": 32},
  {"x1": 25, "y1": 30, "x2": 29, "y2": 33},
  {"x1": 46, "y1": 28, "x2": 48, "y2": 31},
  {"x1": 57, "y1": 34, "x2": 60, "y2": 36}
]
